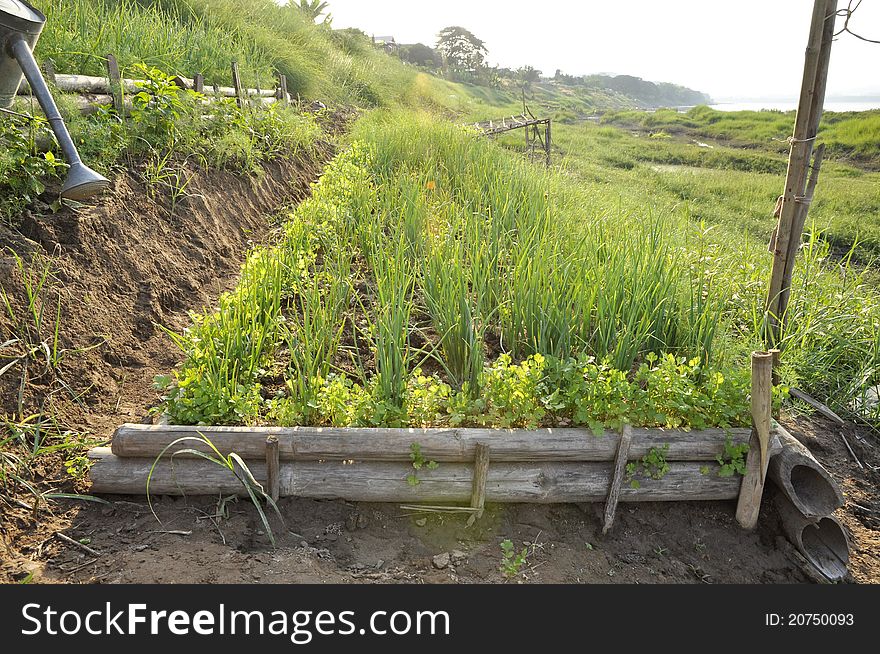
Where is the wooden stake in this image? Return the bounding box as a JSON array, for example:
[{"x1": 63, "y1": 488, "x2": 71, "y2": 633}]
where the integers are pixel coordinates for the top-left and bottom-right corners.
[
  {"x1": 766, "y1": 0, "x2": 837, "y2": 347},
  {"x1": 105, "y1": 53, "x2": 123, "y2": 113},
  {"x1": 231, "y1": 61, "x2": 244, "y2": 109},
  {"x1": 545, "y1": 120, "x2": 551, "y2": 166},
  {"x1": 736, "y1": 351, "x2": 774, "y2": 529},
  {"x1": 602, "y1": 425, "x2": 632, "y2": 534},
  {"x1": 277, "y1": 73, "x2": 288, "y2": 104},
  {"x1": 467, "y1": 444, "x2": 490, "y2": 525},
  {"x1": 266, "y1": 435, "x2": 280, "y2": 502},
  {"x1": 42, "y1": 59, "x2": 56, "y2": 86},
  {"x1": 193, "y1": 73, "x2": 204, "y2": 94}
]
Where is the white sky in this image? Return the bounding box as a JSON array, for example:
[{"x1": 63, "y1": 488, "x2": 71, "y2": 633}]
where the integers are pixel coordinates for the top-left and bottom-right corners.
[{"x1": 323, "y1": 0, "x2": 880, "y2": 99}]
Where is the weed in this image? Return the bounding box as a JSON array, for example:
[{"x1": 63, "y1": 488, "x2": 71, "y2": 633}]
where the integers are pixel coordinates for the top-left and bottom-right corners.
[
  {"x1": 147, "y1": 434, "x2": 283, "y2": 546},
  {"x1": 499, "y1": 538, "x2": 529, "y2": 579},
  {"x1": 407, "y1": 442, "x2": 438, "y2": 486},
  {"x1": 716, "y1": 435, "x2": 750, "y2": 477}
]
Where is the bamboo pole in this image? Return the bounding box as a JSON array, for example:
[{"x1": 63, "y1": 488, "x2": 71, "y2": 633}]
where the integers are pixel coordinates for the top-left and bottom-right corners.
[
  {"x1": 765, "y1": 0, "x2": 837, "y2": 347},
  {"x1": 735, "y1": 351, "x2": 774, "y2": 529}
]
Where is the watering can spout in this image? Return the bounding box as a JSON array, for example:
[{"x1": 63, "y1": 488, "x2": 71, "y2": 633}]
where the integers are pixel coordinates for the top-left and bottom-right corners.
[{"x1": 2, "y1": 1, "x2": 109, "y2": 201}]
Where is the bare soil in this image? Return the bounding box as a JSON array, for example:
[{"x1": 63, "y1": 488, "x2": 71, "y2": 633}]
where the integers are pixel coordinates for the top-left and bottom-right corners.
[{"x1": 1, "y1": 147, "x2": 878, "y2": 585}]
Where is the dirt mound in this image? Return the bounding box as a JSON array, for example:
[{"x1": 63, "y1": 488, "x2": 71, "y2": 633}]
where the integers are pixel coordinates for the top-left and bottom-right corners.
[{"x1": 0, "y1": 148, "x2": 329, "y2": 433}]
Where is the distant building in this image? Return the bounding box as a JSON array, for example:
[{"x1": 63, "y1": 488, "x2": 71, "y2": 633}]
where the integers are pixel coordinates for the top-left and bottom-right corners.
[{"x1": 372, "y1": 35, "x2": 399, "y2": 53}]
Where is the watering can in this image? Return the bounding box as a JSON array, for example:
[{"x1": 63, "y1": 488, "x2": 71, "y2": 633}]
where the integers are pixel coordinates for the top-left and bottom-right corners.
[{"x1": 1, "y1": 0, "x2": 109, "y2": 200}]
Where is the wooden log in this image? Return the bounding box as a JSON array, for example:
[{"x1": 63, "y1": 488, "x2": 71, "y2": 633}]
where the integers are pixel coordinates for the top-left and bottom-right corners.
[
  {"x1": 88, "y1": 448, "x2": 742, "y2": 502},
  {"x1": 265, "y1": 436, "x2": 280, "y2": 502},
  {"x1": 774, "y1": 492, "x2": 849, "y2": 581},
  {"x1": 469, "y1": 444, "x2": 490, "y2": 520},
  {"x1": 110, "y1": 423, "x2": 752, "y2": 463},
  {"x1": 105, "y1": 54, "x2": 123, "y2": 113},
  {"x1": 769, "y1": 425, "x2": 844, "y2": 518},
  {"x1": 17, "y1": 73, "x2": 275, "y2": 98},
  {"x1": 736, "y1": 351, "x2": 775, "y2": 529},
  {"x1": 602, "y1": 424, "x2": 632, "y2": 534}
]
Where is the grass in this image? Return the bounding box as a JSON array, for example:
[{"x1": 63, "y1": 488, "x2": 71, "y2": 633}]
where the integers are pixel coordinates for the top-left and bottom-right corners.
[
  {"x1": 552, "y1": 121, "x2": 880, "y2": 260},
  {"x1": 153, "y1": 108, "x2": 880, "y2": 429},
  {"x1": 33, "y1": 0, "x2": 438, "y2": 108},
  {"x1": 603, "y1": 105, "x2": 880, "y2": 163}
]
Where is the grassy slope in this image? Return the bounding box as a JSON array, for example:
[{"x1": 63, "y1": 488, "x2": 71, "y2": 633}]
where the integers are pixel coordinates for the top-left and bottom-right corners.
[{"x1": 34, "y1": 0, "x2": 432, "y2": 107}]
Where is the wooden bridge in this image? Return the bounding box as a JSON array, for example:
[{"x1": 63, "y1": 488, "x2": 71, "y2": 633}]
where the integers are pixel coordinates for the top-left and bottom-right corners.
[{"x1": 472, "y1": 112, "x2": 552, "y2": 165}]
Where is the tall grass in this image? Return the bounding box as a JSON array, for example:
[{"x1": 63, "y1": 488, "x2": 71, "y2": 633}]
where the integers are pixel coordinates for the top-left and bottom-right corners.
[{"x1": 34, "y1": 0, "x2": 440, "y2": 107}]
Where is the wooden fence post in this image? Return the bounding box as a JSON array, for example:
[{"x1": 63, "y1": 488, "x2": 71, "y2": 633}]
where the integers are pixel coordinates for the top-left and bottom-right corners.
[
  {"x1": 277, "y1": 73, "x2": 289, "y2": 104},
  {"x1": 603, "y1": 425, "x2": 632, "y2": 534},
  {"x1": 736, "y1": 351, "x2": 774, "y2": 529},
  {"x1": 266, "y1": 436, "x2": 280, "y2": 502},
  {"x1": 231, "y1": 61, "x2": 244, "y2": 108},
  {"x1": 105, "y1": 53, "x2": 123, "y2": 113},
  {"x1": 467, "y1": 444, "x2": 490, "y2": 525},
  {"x1": 545, "y1": 120, "x2": 552, "y2": 166},
  {"x1": 192, "y1": 73, "x2": 204, "y2": 94},
  {"x1": 42, "y1": 59, "x2": 56, "y2": 86}
]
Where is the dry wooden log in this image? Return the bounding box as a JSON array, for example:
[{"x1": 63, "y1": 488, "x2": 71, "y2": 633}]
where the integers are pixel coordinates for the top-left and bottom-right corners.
[
  {"x1": 110, "y1": 423, "x2": 752, "y2": 463},
  {"x1": 17, "y1": 73, "x2": 276, "y2": 98},
  {"x1": 769, "y1": 425, "x2": 844, "y2": 518},
  {"x1": 88, "y1": 448, "x2": 741, "y2": 502},
  {"x1": 774, "y1": 492, "x2": 849, "y2": 581}
]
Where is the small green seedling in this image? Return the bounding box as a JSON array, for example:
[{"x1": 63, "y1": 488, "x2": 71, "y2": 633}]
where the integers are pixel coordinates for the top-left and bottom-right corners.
[
  {"x1": 625, "y1": 444, "x2": 670, "y2": 488},
  {"x1": 407, "y1": 442, "x2": 439, "y2": 486},
  {"x1": 716, "y1": 436, "x2": 749, "y2": 477},
  {"x1": 500, "y1": 539, "x2": 529, "y2": 578}
]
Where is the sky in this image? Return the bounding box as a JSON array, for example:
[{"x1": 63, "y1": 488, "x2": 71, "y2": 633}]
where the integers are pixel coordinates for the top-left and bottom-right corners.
[{"x1": 322, "y1": 0, "x2": 880, "y2": 100}]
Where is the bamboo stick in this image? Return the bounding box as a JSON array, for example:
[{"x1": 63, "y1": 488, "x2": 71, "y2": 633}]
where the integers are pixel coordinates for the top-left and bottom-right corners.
[{"x1": 766, "y1": 0, "x2": 837, "y2": 346}]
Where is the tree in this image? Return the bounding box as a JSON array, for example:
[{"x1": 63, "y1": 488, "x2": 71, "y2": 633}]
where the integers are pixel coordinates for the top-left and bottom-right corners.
[
  {"x1": 436, "y1": 26, "x2": 488, "y2": 75},
  {"x1": 517, "y1": 66, "x2": 541, "y2": 90},
  {"x1": 401, "y1": 43, "x2": 441, "y2": 69},
  {"x1": 292, "y1": 0, "x2": 331, "y2": 24}
]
